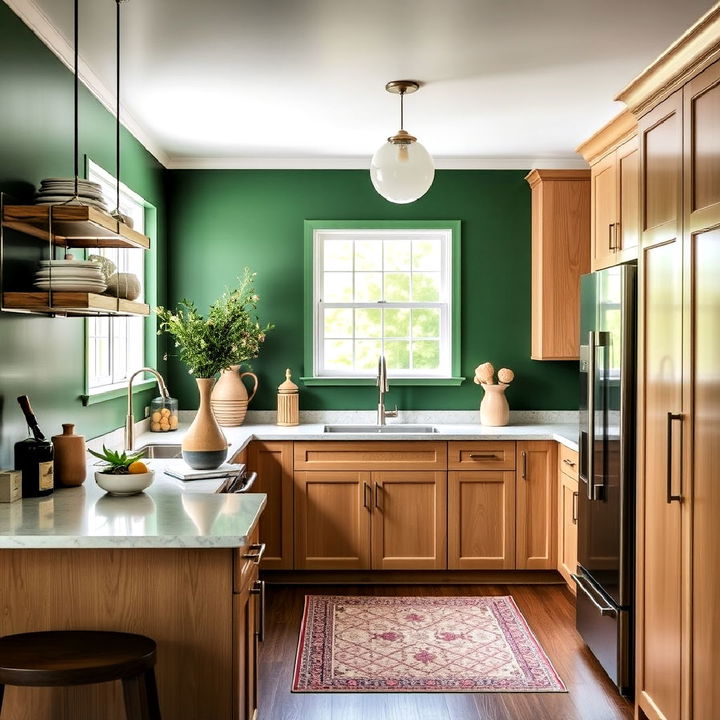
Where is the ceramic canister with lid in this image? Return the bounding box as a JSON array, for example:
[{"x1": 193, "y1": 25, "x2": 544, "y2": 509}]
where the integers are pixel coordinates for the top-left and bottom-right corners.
[{"x1": 277, "y1": 369, "x2": 299, "y2": 426}]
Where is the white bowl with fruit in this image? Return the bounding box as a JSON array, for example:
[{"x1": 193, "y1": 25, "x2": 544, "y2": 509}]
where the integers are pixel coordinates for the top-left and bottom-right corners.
[{"x1": 90, "y1": 445, "x2": 155, "y2": 496}]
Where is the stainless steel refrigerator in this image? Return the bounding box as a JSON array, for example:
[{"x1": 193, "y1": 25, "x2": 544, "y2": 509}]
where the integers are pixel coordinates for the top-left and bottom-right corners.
[{"x1": 574, "y1": 262, "x2": 636, "y2": 697}]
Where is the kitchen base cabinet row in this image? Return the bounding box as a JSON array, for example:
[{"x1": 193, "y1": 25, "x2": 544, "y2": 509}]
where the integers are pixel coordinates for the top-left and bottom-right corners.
[{"x1": 245, "y1": 439, "x2": 562, "y2": 573}]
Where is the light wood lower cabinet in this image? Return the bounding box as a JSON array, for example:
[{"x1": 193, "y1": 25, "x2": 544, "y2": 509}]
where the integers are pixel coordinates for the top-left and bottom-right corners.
[
  {"x1": 557, "y1": 471, "x2": 578, "y2": 591},
  {"x1": 516, "y1": 441, "x2": 557, "y2": 569},
  {"x1": 448, "y1": 470, "x2": 515, "y2": 569},
  {"x1": 293, "y1": 470, "x2": 371, "y2": 570},
  {"x1": 293, "y1": 469, "x2": 446, "y2": 570},
  {"x1": 246, "y1": 441, "x2": 293, "y2": 570},
  {"x1": 233, "y1": 569, "x2": 258, "y2": 720}
]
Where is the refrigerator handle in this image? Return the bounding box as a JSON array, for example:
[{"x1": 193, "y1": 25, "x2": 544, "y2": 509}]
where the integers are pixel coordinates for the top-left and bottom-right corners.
[
  {"x1": 585, "y1": 330, "x2": 595, "y2": 500},
  {"x1": 572, "y1": 573, "x2": 617, "y2": 617}
]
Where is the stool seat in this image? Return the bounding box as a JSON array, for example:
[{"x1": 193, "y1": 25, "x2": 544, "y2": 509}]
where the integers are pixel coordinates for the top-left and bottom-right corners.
[
  {"x1": 0, "y1": 631, "x2": 161, "y2": 719},
  {"x1": 0, "y1": 631, "x2": 156, "y2": 687}
]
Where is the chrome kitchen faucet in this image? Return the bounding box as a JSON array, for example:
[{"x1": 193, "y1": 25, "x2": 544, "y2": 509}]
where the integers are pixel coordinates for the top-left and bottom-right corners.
[
  {"x1": 125, "y1": 367, "x2": 171, "y2": 450},
  {"x1": 376, "y1": 354, "x2": 398, "y2": 425}
]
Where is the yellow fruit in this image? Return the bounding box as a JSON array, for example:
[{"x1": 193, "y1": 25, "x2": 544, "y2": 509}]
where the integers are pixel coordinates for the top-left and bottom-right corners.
[
  {"x1": 169, "y1": 415, "x2": 179, "y2": 428},
  {"x1": 160, "y1": 408, "x2": 171, "y2": 417},
  {"x1": 151, "y1": 422, "x2": 161, "y2": 432},
  {"x1": 151, "y1": 411, "x2": 162, "y2": 423},
  {"x1": 128, "y1": 461, "x2": 149, "y2": 474}
]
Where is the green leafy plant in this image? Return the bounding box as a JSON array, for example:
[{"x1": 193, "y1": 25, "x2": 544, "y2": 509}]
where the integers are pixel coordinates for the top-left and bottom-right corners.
[
  {"x1": 89, "y1": 445, "x2": 145, "y2": 475},
  {"x1": 156, "y1": 268, "x2": 273, "y2": 378}
]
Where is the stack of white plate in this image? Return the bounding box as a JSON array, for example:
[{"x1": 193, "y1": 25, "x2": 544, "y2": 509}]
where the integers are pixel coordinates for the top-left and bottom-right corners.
[
  {"x1": 34, "y1": 259, "x2": 107, "y2": 293},
  {"x1": 35, "y1": 178, "x2": 109, "y2": 212}
]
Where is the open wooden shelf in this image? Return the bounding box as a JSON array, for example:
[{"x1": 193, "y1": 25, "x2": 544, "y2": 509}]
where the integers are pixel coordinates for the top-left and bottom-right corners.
[
  {"x1": 2, "y1": 205, "x2": 150, "y2": 250},
  {"x1": 3, "y1": 292, "x2": 150, "y2": 316}
]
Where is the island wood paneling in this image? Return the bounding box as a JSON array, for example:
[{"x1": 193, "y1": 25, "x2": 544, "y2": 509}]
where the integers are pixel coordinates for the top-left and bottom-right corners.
[{"x1": 0, "y1": 548, "x2": 235, "y2": 720}]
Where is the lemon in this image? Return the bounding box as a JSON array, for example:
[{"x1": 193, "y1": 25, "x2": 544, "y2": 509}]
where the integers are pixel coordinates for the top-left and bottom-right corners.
[{"x1": 128, "y1": 461, "x2": 149, "y2": 474}]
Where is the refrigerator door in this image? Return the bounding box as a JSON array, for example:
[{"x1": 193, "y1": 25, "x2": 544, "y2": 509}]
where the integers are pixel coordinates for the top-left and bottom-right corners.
[
  {"x1": 578, "y1": 264, "x2": 635, "y2": 608},
  {"x1": 573, "y1": 568, "x2": 632, "y2": 695}
]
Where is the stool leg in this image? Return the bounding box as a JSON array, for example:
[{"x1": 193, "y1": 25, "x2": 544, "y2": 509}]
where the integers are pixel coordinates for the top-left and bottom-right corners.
[
  {"x1": 144, "y1": 669, "x2": 162, "y2": 720},
  {"x1": 0, "y1": 683, "x2": 4, "y2": 712},
  {"x1": 122, "y1": 670, "x2": 161, "y2": 720}
]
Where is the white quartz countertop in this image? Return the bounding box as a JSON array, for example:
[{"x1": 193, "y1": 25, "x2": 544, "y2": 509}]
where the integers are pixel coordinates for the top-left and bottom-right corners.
[
  {"x1": 140, "y1": 419, "x2": 580, "y2": 462},
  {"x1": 0, "y1": 457, "x2": 266, "y2": 550}
]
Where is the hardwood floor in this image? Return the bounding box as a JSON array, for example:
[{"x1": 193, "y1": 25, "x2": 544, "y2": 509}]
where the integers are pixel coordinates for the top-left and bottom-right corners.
[{"x1": 258, "y1": 583, "x2": 634, "y2": 720}]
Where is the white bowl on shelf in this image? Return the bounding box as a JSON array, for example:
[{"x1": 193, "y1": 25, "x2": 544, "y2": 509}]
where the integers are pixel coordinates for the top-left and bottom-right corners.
[{"x1": 94, "y1": 470, "x2": 155, "y2": 496}]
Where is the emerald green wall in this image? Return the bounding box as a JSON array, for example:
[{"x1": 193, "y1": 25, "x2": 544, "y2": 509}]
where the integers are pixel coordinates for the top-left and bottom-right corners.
[
  {"x1": 0, "y1": 3, "x2": 167, "y2": 467},
  {"x1": 167, "y1": 170, "x2": 580, "y2": 411}
]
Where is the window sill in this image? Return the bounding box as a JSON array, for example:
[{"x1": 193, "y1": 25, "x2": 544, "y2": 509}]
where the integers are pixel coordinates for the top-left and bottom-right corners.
[
  {"x1": 81, "y1": 378, "x2": 158, "y2": 406},
  {"x1": 300, "y1": 376, "x2": 465, "y2": 387}
]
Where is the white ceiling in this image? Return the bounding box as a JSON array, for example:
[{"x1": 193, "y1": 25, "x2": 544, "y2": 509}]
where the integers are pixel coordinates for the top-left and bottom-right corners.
[{"x1": 15, "y1": 0, "x2": 717, "y2": 167}]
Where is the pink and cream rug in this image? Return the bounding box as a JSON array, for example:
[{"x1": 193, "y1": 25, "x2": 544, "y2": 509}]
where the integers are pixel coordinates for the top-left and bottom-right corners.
[{"x1": 292, "y1": 595, "x2": 566, "y2": 693}]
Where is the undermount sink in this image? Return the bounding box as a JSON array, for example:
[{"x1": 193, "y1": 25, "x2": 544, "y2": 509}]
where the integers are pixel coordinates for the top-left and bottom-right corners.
[
  {"x1": 132, "y1": 443, "x2": 183, "y2": 459},
  {"x1": 323, "y1": 424, "x2": 438, "y2": 434}
]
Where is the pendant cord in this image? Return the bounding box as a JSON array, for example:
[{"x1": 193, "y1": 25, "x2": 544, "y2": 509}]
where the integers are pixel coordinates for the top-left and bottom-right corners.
[
  {"x1": 73, "y1": 0, "x2": 79, "y2": 199},
  {"x1": 399, "y1": 89, "x2": 405, "y2": 131},
  {"x1": 115, "y1": 0, "x2": 121, "y2": 215}
]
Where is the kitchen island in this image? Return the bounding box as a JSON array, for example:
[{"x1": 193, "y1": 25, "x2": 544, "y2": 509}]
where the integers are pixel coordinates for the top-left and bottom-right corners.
[{"x1": 0, "y1": 470, "x2": 266, "y2": 720}]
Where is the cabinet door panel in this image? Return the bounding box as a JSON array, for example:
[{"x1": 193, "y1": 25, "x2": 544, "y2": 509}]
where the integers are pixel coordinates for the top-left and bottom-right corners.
[
  {"x1": 247, "y1": 441, "x2": 293, "y2": 569},
  {"x1": 617, "y1": 136, "x2": 640, "y2": 260},
  {"x1": 592, "y1": 152, "x2": 618, "y2": 270},
  {"x1": 448, "y1": 471, "x2": 515, "y2": 569},
  {"x1": 294, "y1": 471, "x2": 371, "y2": 570},
  {"x1": 637, "y1": 89, "x2": 685, "y2": 720},
  {"x1": 516, "y1": 442, "x2": 557, "y2": 569},
  {"x1": 371, "y1": 471, "x2": 446, "y2": 570},
  {"x1": 557, "y1": 472, "x2": 578, "y2": 591}
]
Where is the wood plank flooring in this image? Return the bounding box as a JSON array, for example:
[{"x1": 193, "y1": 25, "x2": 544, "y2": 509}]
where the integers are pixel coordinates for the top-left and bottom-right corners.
[{"x1": 258, "y1": 584, "x2": 634, "y2": 720}]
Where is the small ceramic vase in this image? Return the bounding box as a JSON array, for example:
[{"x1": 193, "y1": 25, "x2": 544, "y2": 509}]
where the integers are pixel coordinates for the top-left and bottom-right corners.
[
  {"x1": 479, "y1": 383, "x2": 510, "y2": 427},
  {"x1": 51, "y1": 423, "x2": 86, "y2": 486},
  {"x1": 210, "y1": 365, "x2": 258, "y2": 427},
  {"x1": 182, "y1": 378, "x2": 228, "y2": 469}
]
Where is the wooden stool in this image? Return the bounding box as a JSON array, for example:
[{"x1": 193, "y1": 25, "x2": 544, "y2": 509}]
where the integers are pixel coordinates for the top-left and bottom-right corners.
[{"x1": 0, "y1": 630, "x2": 161, "y2": 719}]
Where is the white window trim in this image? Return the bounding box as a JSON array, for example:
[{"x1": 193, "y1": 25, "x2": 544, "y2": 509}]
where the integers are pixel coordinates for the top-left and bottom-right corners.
[
  {"x1": 312, "y1": 228, "x2": 453, "y2": 379},
  {"x1": 84, "y1": 160, "x2": 148, "y2": 398}
]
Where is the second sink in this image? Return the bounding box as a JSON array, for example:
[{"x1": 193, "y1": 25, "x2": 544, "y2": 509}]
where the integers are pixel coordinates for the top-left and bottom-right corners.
[{"x1": 133, "y1": 443, "x2": 183, "y2": 459}]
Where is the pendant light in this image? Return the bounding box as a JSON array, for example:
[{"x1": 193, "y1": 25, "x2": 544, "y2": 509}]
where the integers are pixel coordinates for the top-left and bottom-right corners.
[{"x1": 370, "y1": 80, "x2": 435, "y2": 204}]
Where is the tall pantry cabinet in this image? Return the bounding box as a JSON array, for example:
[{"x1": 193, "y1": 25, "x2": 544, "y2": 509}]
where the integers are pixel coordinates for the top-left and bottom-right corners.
[{"x1": 615, "y1": 6, "x2": 720, "y2": 719}]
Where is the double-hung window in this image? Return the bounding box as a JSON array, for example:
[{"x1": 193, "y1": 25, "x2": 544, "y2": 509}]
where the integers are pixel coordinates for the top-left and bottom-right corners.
[
  {"x1": 306, "y1": 221, "x2": 461, "y2": 383},
  {"x1": 85, "y1": 160, "x2": 147, "y2": 396}
]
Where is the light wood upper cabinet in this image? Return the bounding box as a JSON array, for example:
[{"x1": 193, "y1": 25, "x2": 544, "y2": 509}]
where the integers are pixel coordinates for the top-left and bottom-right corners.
[
  {"x1": 525, "y1": 169, "x2": 590, "y2": 360},
  {"x1": 578, "y1": 110, "x2": 640, "y2": 271},
  {"x1": 246, "y1": 441, "x2": 293, "y2": 570},
  {"x1": 294, "y1": 470, "x2": 371, "y2": 570},
  {"x1": 371, "y1": 471, "x2": 447, "y2": 570},
  {"x1": 448, "y1": 470, "x2": 515, "y2": 569},
  {"x1": 515, "y1": 441, "x2": 557, "y2": 569}
]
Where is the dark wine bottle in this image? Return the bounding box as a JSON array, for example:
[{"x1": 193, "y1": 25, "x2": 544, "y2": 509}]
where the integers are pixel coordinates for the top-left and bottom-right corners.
[{"x1": 15, "y1": 395, "x2": 54, "y2": 498}]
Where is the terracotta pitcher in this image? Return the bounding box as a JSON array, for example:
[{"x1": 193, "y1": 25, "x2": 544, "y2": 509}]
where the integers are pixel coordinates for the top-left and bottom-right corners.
[
  {"x1": 479, "y1": 383, "x2": 510, "y2": 427},
  {"x1": 210, "y1": 365, "x2": 258, "y2": 427},
  {"x1": 182, "y1": 378, "x2": 228, "y2": 469}
]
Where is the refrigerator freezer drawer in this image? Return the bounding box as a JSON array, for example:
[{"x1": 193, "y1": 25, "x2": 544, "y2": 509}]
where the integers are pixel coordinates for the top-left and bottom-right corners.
[{"x1": 574, "y1": 571, "x2": 632, "y2": 696}]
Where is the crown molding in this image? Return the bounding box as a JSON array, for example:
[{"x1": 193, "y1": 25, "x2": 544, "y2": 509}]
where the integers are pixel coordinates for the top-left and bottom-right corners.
[
  {"x1": 164, "y1": 155, "x2": 589, "y2": 171},
  {"x1": 575, "y1": 109, "x2": 637, "y2": 165},
  {"x1": 4, "y1": 0, "x2": 170, "y2": 168},
  {"x1": 616, "y1": 1, "x2": 720, "y2": 115}
]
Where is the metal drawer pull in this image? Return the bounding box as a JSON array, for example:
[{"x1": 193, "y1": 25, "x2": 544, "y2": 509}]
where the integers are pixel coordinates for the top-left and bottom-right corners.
[
  {"x1": 572, "y1": 573, "x2": 616, "y2": 617},
  {"x1": 521, "y1": 450, "x2": 527, "y2": 479},
  {"x1": 242, "y1": 542, "x2": 266, "y2": 564},
  {"x1": 666, "y1": 412, "x2": 683, "y2": 503},
  {"x1": 608, "y1": 223, "x2": 615, "y2": 250},
  {"x1": 563, "y1": 458, "x2": 576, "y2": 468},
  {"x1": 250, "y1": 579, "x2": 266, "y2": 642},
  {"x1": 469, "y1": 453, "x2": 499, "y2": 460},
  {"x1": 363, "y1": 481, "x2": 371, "y2": 510},
  {"x1": 572, "y1": 491, "x2": 578, "y2": 524},
  {"x1": 374, "y1": 482, "x2": 382, "y2": 510}
]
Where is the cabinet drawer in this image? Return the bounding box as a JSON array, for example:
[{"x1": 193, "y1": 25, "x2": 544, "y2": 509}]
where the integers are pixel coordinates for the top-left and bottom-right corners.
[
  {"x1": 448, "y1": 442, "x2": 516, "y2": 470},
  {"x1": 234, "y1": 525, "x2": 261, "y2": 594},
  {"x1": 559, "y1": 444, "x2": 579, "y2": 480},
  {"x1": 294, "y1": 441, "x2": 447, "y2": 471}
]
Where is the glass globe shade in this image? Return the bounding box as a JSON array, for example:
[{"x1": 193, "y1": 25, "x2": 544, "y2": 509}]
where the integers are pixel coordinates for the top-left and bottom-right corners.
[{"x1": 370, "y1": 139, "x2": 435, "y2": 204}]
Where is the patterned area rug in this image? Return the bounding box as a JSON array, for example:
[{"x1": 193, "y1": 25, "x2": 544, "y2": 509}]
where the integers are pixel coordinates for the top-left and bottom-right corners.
[{"x1": 292, "y1": 595, "x2": 566, "y2": 693}]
